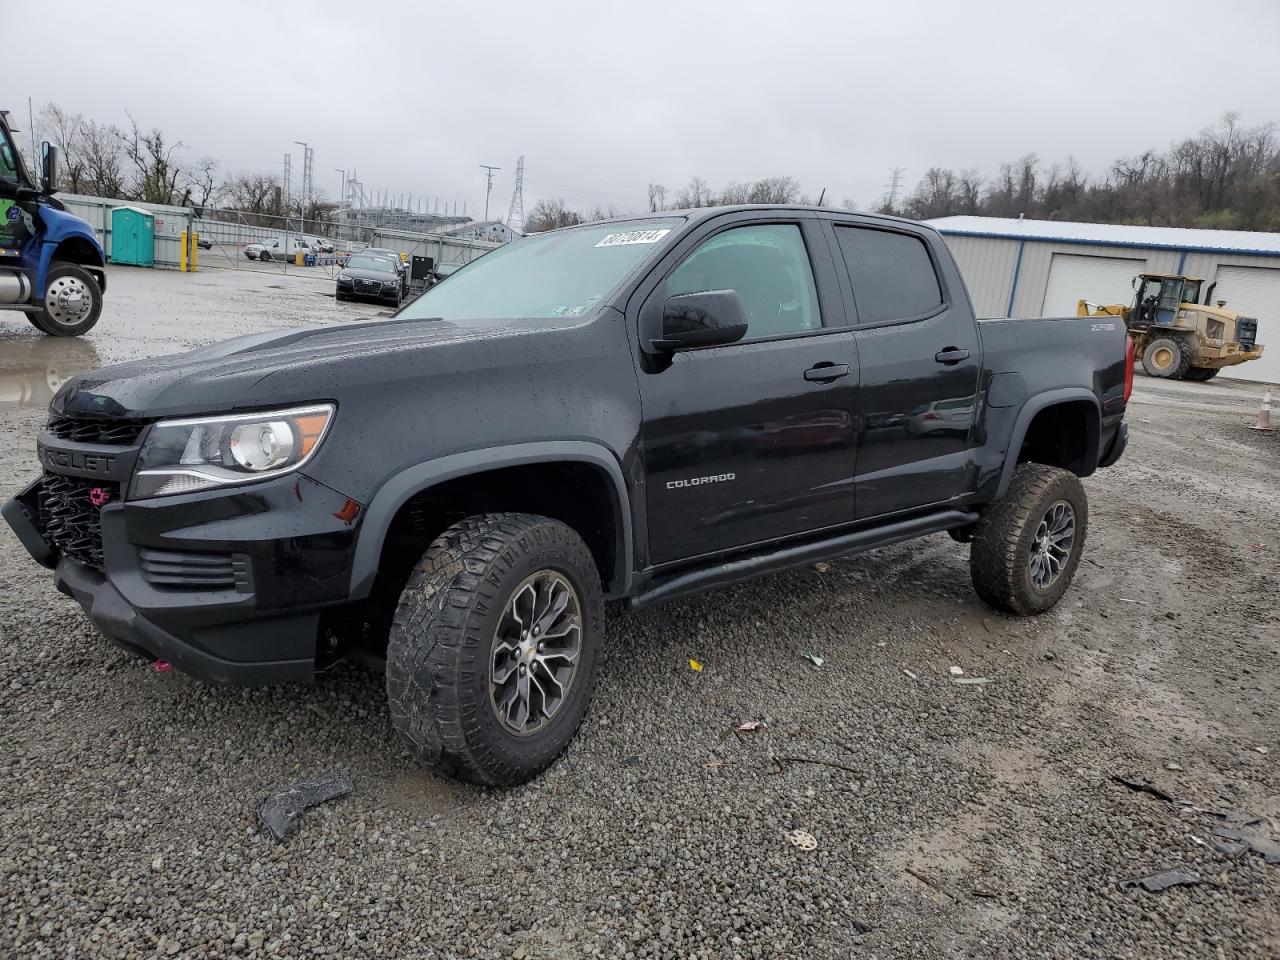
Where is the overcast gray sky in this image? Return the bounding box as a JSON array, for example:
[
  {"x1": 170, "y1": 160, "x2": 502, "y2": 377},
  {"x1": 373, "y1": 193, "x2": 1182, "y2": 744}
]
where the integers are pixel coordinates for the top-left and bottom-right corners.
[{"x1": 10, "y1": 0, "x2": 1280, "y2": 218}]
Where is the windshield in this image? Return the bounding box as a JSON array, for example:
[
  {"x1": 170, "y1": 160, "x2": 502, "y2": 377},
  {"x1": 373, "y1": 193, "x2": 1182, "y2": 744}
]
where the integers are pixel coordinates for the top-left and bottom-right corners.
[
  {"x1": 347, "y1": 254, "x2": 397, "y2": 272},
  {"x1": 400, "y1": 219, "x2": 680, "y2": 321}
]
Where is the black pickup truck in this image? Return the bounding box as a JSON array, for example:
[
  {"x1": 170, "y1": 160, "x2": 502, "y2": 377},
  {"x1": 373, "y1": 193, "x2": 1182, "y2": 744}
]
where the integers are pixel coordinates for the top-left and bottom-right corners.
[{"x1": 4, "y1": 206, "x2": 1131, "y2": 786}]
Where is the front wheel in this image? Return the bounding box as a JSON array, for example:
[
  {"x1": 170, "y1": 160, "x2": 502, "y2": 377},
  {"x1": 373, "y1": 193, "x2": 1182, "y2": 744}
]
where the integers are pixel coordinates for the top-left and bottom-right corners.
[
  {"x1": 970, "y1": 464, "x2": 1088, "y2": 615},
  {"x1": 1141, "y1": 337, "x2": 1192, "y2": 378},
  {"x1": 386, "y1": 513, "x2": 604, "y2": 786},
  {"x1": 33, "y1": 263, "x2": 102, "y2": 336},
  {"x1": 258, "y1": 250, "x2": 271, "y2": 262}
]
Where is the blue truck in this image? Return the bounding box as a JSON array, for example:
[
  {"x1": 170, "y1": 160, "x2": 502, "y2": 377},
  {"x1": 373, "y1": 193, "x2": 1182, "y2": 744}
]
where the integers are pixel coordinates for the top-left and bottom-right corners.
[{"x1": 0, "y1": 109, "x2": 105, "y2": 336}]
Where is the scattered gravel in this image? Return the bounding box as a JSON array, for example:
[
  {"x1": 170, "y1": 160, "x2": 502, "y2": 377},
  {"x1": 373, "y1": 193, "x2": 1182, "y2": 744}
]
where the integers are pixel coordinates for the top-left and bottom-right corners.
[{"x1": 2, "y1": 269, "x2": 1278, "y2": 958}]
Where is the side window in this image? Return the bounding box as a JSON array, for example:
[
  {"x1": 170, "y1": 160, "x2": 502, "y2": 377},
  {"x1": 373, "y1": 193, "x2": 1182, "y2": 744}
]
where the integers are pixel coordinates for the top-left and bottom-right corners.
[
  {"x1": 667, "y1": 224, "x2": 821, "y2": 339},
  {"x1": 834, "y1": 226, "x2": 943, "y2": 324},
  {"x1": 0, "y1": 140, "x2": 18, "y2": 181}
]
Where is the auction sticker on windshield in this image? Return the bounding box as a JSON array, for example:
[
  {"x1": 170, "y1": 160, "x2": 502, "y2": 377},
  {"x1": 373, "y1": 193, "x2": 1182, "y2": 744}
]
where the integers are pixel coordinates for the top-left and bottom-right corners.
[{"x1": 595, "y1": 228, "x2": 671, "y2": 247}]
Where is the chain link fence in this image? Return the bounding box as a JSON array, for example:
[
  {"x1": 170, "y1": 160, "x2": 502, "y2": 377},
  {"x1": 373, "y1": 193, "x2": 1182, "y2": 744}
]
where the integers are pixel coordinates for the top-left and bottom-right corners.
[{"x1": 55, "y1": 194, "x2": 502, "y2": 281}]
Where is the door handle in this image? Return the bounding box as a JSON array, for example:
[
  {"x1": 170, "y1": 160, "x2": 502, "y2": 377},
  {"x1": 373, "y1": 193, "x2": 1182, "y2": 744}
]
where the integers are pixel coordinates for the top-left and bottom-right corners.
[
  {"x1": 804, "y1": 362, "x2": 850, "y2": 383},
  {"x1": 934, "y1": 347, "x2": 970, "y2": 365}
]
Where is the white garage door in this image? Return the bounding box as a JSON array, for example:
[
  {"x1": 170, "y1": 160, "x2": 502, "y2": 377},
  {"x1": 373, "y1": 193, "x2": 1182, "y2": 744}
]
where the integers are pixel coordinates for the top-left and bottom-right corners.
[
  {"x1": 1041, "y1": 253, "x2": 1145, "y2": 318},
  {"x1": 1212, "y1": 265, "x2": 1280, "y2": 385}
]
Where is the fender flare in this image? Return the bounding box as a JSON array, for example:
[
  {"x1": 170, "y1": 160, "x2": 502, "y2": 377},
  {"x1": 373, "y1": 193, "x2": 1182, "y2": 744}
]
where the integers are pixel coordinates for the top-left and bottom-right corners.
[
  {"x1": 34, "y1": 208, "x2": 105, "y2": 296},
  {"x1": 995, "y1": 387, "x2": 1101, "y2": 500},
  {"x1": 346, "y1": 440, "x2": 634, "y2": 599}
]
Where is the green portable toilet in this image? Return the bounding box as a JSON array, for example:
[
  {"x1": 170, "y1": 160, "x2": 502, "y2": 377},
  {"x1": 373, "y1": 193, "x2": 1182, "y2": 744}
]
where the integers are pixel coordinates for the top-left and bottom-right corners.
[{"x1": 110, "y1": 206, "x2": 155, "y2": 266}]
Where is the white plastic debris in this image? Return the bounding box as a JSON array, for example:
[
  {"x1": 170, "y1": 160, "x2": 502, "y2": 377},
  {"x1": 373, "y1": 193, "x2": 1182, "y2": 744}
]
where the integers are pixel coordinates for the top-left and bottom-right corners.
[
  {"x1": 786, "y1": 829, "x2": 818, "y2": 851},
  {"x1": 949, "y1": 665, "x2": 964, "y2": 676}
]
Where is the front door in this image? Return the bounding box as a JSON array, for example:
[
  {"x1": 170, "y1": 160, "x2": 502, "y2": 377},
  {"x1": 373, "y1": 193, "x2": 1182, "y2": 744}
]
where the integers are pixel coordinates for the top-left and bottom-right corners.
[
  {"x1": 824, "y1": 219, "x2": 982, "y2": 519},
  {"x1": 638, "y1": 217, "x2": 858, "y2": 566}
]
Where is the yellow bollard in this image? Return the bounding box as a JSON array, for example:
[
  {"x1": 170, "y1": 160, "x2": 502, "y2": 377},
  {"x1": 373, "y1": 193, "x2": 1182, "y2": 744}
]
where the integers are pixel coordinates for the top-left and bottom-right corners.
[
  {"x1": 179, "y1": 231, "x2": 188, "y2": 272},
  {"x1": 190, "y1": 232, "x2": 199, "y2": 272}
]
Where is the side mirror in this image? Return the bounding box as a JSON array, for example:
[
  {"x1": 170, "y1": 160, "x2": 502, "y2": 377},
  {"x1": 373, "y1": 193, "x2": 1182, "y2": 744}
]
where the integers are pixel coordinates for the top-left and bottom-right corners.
[
  {"x1": 40, "y1": 142, "x2": 58, "y2": 193},
  {"x1": 651, "y1": 289, "x2": 749, "y2": 352}
]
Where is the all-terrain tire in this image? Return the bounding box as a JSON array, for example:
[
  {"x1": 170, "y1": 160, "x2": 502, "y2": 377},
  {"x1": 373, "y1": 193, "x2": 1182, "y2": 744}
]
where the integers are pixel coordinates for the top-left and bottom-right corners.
[
  {"x1": 970, "y1": 464, "x2": 1088, "y2": 616},
  {"x1": 1183, "y1": 367, "x2": 1219, "y2": 382},
  {"x1": 1141, "y1": 336, "x2": 1193, "y2": 379},
  {"x1": 32, "y1": 263, "x2": 102, "y2": 337},
  {"x1": 385, "y1": 513, "x2": 604, "y2": 786}
]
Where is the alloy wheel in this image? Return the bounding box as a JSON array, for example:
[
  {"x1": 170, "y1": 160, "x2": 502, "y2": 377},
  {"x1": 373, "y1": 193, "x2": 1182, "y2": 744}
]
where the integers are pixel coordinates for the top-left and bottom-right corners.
[
  {"x1": 1029, "y1": 500, "x2": 1075, "y2": 589},
  {"x1": 489, "y1": 570, "x2": 583, "y2": 736}
]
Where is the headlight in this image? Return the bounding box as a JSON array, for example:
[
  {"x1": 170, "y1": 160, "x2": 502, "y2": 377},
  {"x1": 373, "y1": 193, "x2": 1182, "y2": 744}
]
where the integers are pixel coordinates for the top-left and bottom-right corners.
[
  {"x1": 130, "y1": 403, "x2": 334, "y2": 499},
  {"x1": 338, "y1": 272, "x2": 351, "y2": 281}
]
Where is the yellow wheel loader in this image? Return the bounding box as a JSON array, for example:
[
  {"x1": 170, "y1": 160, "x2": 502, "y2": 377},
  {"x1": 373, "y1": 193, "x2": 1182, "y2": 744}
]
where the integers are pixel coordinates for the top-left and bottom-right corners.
[{"x1": 1078, "y1": 274, "x2": 1263, "y2": 381}]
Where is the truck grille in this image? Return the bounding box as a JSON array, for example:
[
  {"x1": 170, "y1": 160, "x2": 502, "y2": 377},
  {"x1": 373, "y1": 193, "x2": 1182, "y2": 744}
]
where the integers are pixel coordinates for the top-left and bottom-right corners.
[
  {"x1": 38, "y1": 474, "x2": 114, "y2": 570},
  {"x1": 139, "y1": 549, "x2": 250, "y2": 591},
  {"x1": 46, "y1": 415, "x2": 151, "y2": 445},
  {"x1": 1237, "y1": 317, "x2": 1258, "y2": 351}
]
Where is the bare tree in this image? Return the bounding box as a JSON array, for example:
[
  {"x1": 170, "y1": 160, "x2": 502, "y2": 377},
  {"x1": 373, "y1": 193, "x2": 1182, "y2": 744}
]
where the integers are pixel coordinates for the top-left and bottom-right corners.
[
  {"x1": 747, "y1": 176, "x2": 801, "y2": 204},
  {"x1": 183, "y1": 156, "x2": 220, "y2": 211},
  {"x1": 119, "y1": 113, "x2": 183, "y2": 204},
  {"x1": 36, "y1": 103, "x2": 88, "y2": 194},
  {"x1": 525, "y1": 198, "x2": 583, "y2": 232},
  {"x1": 673, "y1": 176, "x2": 710, "y2": 208},
  {"x1": 80, "y1": 119, "x2": 127, "y2": 199},
  {"x1": 647, "y1": 182, "x2": 667, "y2": 212},
  {"x1": 222, "y1": 173, "x2": 286, "y2": 220}
]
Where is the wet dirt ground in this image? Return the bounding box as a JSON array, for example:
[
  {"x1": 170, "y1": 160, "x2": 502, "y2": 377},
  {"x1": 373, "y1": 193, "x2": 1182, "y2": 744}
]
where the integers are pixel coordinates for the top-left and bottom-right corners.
[{"x1": 1, "y1": 266, "x2": 1277, "y2": 959}]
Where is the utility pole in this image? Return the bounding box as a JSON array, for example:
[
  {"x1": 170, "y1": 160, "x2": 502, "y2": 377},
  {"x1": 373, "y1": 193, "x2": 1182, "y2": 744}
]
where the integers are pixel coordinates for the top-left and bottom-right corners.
[
  {"x1": 282, "y1": 153, "x2": 292, "y2": 217},
  {"x1": 479, "y1": 164, "x2": 500, "y2": 222},
  {"x1": 505, "y1": 156, "x2": 525, "y2": 234}
]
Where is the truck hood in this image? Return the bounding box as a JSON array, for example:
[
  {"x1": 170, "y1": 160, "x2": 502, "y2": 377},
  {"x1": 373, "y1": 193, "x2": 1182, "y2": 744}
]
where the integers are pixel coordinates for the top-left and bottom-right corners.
[{"x1": 52, "y1": 314, "x2": 592, "y2": 420}]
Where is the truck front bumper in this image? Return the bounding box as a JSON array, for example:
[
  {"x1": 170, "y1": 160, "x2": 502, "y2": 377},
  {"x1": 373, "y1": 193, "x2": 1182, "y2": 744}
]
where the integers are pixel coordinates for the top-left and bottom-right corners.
[{"x1": 3, "y1": 471, "x2": 363, "y2": 686}]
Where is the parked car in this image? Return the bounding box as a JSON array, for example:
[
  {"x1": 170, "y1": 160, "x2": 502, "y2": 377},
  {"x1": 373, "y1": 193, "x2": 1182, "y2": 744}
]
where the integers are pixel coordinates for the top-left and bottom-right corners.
[
  {"x1": 306, "y1": 235, "x2": 335, "y2": 254},
  {"x1": 4, "y1": 206, "x2": 1131, "y2": 789},
  {"x1": 244, "y1": 236, "x2": 314, "y2": 262},
  {"x1": 335, "y1": 250, "x2": 405, "y2": 305},
  {"x1": 195, "y1": 236, "x2": 214, "y2": 250}
]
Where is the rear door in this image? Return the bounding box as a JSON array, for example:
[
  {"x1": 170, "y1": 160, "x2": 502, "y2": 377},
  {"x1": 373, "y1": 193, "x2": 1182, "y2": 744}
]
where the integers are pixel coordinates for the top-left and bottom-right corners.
[
  {"x1": 822, "y1": 218, "x2": 982, "y2": 519},
  {"x1": 636, "y1": 212, "x2": 859, "y2": 566}
]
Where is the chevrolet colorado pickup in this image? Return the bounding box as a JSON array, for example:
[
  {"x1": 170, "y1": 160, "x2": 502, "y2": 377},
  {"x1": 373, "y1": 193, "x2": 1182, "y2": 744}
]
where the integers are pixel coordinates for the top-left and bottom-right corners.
[{"x1": 4, "y1": 206, "x2": 1132, "y2": 786}]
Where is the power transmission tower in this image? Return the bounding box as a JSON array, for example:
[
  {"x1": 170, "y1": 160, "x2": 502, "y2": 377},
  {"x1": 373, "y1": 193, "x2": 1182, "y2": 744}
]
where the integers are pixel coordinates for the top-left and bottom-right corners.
[
  {"x1": 479, "y1": 164, "x2": 500, "y2": 222},
  {"x1": 294, "y1": 141, "x2": 313, "y2": 220},
  {"x1": 884, "y1": 167, "x2": 905, "y2": 212},
  {"x1": 505, "y1": 156, "x2": 526, "y2": 234}
]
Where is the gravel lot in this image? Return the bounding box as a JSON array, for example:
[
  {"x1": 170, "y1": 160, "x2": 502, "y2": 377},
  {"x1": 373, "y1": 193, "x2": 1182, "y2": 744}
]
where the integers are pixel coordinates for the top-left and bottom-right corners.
[{"x1": 2, "y1": 267, "x2": 1278, "y2": 959}]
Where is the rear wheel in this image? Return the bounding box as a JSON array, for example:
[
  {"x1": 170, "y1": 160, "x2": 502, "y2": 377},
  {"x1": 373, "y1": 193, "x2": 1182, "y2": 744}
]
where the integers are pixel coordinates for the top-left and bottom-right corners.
[
  {"x1": 970, "y1": 464, "x2": 1088, "y2": 616},
  {"x1": 33, "y1": 263, "x2": 102, "y2": 337},
  {"x1": 1183, "y1": 367, "x2": 1219, "y2": 382},
  {"x1": 385, "y1": 513, "x2": 603, "y2": 786},
  {"x1": 1141, "y1": 337, "x2": 1192, "y2": 379}
]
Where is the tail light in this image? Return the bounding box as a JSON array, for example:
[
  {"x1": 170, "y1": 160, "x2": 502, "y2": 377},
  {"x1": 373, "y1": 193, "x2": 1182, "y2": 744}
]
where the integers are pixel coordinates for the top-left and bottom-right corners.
[{"x1": 1124, "y1": 335, "x2": 1135, "y2": 403}]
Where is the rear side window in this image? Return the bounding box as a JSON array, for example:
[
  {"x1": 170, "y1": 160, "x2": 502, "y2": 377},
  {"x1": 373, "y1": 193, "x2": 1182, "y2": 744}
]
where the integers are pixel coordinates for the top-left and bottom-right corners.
[{"x1": 834, "y1": 226, "x2": 943, "y2": 324}]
